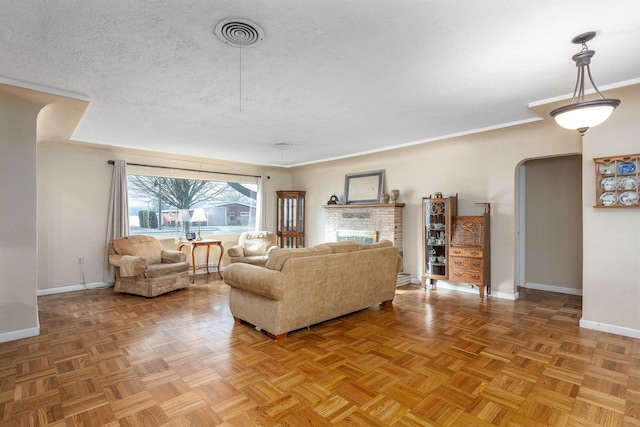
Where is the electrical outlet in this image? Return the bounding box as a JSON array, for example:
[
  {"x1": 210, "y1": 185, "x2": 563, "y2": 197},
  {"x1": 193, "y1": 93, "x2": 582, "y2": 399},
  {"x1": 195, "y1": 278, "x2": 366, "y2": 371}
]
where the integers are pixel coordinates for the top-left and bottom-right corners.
[{"x1": 78, "y1": 256, "x2": 84, "y2": 264}]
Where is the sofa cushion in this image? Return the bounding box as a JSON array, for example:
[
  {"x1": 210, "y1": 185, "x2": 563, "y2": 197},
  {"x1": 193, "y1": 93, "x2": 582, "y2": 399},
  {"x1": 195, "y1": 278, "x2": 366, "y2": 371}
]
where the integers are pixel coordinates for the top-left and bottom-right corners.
[
  {"x1": 360, "y1": 239, "x2": 393, "y2": 250},
  {"x1": 323, "y1": 241, "x2": 363, "y2": 253},
  {"x1": 265, "y1": 245, "x2": 331, "y2": 271},
  {"x1": 229, "y1": 255, "x2": 270, "y2": 266},
  {"x1": 112, "y1": 235, "x2": 163, "y2": 265},
  {"x1": 144, "y1": 261, "x2": 190, "y2": 279}
]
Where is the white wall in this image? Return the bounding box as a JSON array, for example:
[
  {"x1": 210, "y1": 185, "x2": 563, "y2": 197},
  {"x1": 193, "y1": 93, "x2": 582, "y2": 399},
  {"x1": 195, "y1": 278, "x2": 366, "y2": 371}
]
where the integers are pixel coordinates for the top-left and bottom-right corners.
[
  {"x1": 581, "y1": 84, "x2": 640, "y2": 336},
  {"x1": 291, "y1": 120, "x2": 582, "y2": 298},
  {"x1": 0, "y1": 90, "x2": 42, "y2": 340}
]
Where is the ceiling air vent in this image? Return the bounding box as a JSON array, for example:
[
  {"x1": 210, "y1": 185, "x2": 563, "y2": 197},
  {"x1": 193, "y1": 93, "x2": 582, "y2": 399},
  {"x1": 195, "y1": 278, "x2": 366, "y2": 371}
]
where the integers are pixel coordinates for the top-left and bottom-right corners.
[{"x1": 214, "y1": 19, "x2": 264, "y2": 47}]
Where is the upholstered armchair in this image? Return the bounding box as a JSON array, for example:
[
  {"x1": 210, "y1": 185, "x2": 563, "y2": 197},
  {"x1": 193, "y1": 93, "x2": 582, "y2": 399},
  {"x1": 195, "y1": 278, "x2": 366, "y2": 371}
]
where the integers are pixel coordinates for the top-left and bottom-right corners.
[
  {"x1": 108, "y1": 235, "x2": 190, "y2": 297},
  {"x1": 227, "y1": 231, "x2": 278, "y2": 266}
]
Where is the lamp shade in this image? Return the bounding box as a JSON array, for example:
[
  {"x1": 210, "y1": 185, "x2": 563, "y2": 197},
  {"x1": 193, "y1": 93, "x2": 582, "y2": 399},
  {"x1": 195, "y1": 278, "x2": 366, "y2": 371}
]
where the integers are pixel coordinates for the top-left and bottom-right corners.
[
  {"x1": 191, "y1": 208, "x2": 207, "y2": 223},
  {"x1": 551, "y1": 99, "x2": 620, "y2": 132}
]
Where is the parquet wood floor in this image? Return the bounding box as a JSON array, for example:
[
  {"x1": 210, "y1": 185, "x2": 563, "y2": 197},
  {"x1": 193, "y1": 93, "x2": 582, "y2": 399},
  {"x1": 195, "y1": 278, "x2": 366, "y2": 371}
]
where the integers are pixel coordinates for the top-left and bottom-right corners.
[{"x1": 1, "y1": 278, "x2": 639, "y2": 426}]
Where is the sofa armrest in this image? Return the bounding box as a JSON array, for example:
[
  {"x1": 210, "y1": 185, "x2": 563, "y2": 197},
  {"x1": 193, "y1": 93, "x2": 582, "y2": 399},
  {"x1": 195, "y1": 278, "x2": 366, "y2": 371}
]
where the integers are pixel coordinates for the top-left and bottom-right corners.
[
  {"x1": 224, "y1": 263, "x2": 285, "y2": 300},
  {"x1": 161, "y1": 250, "x2": 186, "y2": 263},
  {"x1": 266, "y1": 245, "x2": 279, "y2": 255},
  {"x1": 227, "y1": 245, "x2": 244, "y2": 257},
  {"x1": 109, "y1": 254, "x2": 147, "y2": 277}
]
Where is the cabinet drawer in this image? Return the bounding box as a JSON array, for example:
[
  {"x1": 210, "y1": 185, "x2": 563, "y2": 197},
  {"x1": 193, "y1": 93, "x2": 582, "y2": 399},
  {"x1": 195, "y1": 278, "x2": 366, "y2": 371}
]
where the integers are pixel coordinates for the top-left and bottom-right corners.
[
  {"x1": 449, "y1": 266, "x2": 483, "y2": 284},
  {"x1": 449, "y1": 247, "x2": 483, "y2": 258},
  {"x1": 449, "y1": 256, "x2": 482, "y2": 273}
]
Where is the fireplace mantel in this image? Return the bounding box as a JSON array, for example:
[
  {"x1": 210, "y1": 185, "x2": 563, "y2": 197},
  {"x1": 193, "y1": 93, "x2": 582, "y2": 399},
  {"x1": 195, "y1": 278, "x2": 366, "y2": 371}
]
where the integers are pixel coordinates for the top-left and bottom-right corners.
[{"x1": 323, "y1": 203, "x2": 405, "y2": 208}]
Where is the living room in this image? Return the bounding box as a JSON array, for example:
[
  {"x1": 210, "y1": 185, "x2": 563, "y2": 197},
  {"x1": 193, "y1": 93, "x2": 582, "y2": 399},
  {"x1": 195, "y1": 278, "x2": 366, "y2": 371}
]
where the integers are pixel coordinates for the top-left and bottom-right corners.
[
  {"x1": 3, "y1": 80, "x2": 640, "y2": 338},
  {"x1": 1, "y1": 2, "x2": 640, "y2": 424}
]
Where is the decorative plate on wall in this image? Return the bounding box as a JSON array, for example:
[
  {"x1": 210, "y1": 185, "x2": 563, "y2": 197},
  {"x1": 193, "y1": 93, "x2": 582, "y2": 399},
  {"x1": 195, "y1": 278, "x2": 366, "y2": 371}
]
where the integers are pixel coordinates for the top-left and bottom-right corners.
[
  {"x1": 599, "y1": 192, "x2": 617, "y2": 206},
  {"x1": 619, "y1": 191, "x2": 638, "y2": 206},
  {"x1": 598, "y1": 163, "x2": 615, "y2": 174},
  {"x1": 617, "y1": 176, "x2": 637, "y2": 190},
  {"x1": 600, "y1": 177, "x2": 616, "y2": 190},
  {"x1": 618, "y1": 161, "x2": 636, "y2": 174}
]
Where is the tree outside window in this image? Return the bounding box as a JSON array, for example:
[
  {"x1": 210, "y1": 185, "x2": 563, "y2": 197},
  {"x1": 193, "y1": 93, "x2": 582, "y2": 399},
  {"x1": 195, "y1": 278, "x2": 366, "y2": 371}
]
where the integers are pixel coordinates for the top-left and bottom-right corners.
[{"x1": 127, "y1": 174, "x2": 257, "y2": 238}]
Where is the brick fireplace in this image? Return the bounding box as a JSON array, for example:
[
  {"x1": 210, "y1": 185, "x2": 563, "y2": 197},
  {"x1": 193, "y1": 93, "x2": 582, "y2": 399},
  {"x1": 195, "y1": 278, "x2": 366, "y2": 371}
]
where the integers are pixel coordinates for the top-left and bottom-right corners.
[{"x1": 323, "y1": 203, "x2": 405, "y2": 257}]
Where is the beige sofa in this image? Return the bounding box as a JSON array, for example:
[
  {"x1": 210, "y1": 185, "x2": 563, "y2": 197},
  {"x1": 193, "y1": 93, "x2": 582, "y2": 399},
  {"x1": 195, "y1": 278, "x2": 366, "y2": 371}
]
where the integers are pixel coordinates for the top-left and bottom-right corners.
[
  {"x1": 108, "y1": 235, "x2": 190, "y2": 297},
  {"x1": 223, "y1": 240, "x2": 402, "y2": 339}
]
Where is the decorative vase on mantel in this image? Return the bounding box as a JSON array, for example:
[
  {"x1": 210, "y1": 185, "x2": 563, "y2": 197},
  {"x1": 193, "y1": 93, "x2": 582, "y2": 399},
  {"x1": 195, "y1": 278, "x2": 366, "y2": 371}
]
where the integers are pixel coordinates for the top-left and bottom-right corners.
[
  {"x1": 381, "y1": 193, "x2": 390, "y2": 204},
  {"x1": 390, "y1": 189, "x2": 400, "y2": 203}
]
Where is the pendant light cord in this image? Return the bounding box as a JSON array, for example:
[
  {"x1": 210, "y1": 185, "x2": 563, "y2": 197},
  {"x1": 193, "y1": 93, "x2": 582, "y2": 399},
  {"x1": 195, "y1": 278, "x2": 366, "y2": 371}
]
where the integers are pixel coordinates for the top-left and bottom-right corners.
[{"x1": 239, "y1": 40, "x2": 243, "y2": 111}]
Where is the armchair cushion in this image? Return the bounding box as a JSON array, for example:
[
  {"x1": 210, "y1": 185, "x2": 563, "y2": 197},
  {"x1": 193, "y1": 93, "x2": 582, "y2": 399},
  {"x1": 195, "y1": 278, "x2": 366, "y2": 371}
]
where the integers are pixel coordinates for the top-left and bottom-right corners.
[
  {"x1": 229, "y1": 231, "x2": 279, "y2": 266},
  {"x1": 240, "y1": 231, "x2": 278, "y2": 256},
  {"x1": 144, "y1": 262, "x2": 191, "y2": 279},
  {"x1": 112, "y1": 235, "x2": 163, "y2": 264}
]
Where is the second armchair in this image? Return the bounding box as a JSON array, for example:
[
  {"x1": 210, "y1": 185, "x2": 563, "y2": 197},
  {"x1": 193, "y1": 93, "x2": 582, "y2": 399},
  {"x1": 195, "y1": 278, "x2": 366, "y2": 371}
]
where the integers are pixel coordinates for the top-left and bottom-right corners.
[{"x1": 227, "y1": 231, "x2": 278, "y2": 266}]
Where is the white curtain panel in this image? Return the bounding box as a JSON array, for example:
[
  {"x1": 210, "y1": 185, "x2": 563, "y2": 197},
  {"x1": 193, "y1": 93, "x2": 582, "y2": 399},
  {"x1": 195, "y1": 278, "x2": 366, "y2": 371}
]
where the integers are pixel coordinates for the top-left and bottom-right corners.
[
  {"x1": 256, "y1": 173, "x2": 268, "y2": 231},
  {"x1": 103, "y1": 160, "x2": 130, "y2": 283}
]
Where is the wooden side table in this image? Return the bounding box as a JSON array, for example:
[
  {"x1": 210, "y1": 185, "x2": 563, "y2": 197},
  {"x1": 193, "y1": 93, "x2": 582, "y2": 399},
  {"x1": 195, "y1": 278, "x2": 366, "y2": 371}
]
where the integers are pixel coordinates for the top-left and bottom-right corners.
[{"x1": 178, "y1": 239, "x2": 224, "y2": 282}]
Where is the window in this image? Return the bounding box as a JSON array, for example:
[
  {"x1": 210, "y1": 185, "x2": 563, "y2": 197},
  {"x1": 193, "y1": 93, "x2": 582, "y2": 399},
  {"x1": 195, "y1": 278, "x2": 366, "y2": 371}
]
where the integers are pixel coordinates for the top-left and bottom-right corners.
[{"x1": 127, "y1": 168, "x2": 258, "y2": 238}]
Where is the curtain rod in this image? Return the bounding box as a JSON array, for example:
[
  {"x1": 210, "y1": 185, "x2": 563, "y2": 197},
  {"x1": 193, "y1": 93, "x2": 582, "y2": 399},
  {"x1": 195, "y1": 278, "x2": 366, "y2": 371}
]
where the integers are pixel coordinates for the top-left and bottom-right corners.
[{"x1": 107, "y1": 160, "x2": 261, "y2": 179}]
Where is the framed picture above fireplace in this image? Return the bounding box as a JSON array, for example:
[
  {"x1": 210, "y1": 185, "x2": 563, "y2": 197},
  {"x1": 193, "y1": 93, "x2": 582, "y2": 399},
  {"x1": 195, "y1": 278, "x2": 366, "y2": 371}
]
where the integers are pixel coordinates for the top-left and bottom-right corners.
[{"x1": 344, "y1": 170, "x2": 385, "y2": 204}]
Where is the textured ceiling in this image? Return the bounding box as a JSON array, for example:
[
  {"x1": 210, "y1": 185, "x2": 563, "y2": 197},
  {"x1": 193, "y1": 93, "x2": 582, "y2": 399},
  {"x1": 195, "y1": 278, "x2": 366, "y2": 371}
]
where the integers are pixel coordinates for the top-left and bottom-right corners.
[{"x1": 1, "y1": 1, "x2": 639, "y2": 166}]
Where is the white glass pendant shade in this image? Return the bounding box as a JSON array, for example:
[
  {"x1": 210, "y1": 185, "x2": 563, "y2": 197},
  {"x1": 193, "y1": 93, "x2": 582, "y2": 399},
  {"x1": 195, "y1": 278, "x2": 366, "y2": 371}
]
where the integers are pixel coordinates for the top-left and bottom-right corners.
[{"x1": 552, "y1": 99, "x2": 618, "y2": 131}]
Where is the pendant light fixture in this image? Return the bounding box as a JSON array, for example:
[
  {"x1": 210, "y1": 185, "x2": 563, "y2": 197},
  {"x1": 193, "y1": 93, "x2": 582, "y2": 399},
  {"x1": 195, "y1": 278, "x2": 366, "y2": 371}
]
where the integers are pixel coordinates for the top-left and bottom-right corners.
[{"x1": 550, "y1": 32, "x2": 620, "y2": 136}]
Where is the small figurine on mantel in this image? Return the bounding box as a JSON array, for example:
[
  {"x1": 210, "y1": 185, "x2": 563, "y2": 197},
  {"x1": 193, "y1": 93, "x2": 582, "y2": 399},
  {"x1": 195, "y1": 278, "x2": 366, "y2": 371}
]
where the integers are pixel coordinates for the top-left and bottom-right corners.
[{"x1": 327, "y1": 194, "x2": 339, "y2": 205}]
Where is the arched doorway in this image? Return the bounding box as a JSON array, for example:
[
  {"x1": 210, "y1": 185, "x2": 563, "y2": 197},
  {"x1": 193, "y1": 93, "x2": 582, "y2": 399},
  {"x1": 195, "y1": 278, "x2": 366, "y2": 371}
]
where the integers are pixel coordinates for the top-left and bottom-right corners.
[{"x1": 515, "y1": 155, "x2": 583, "y2": 295}]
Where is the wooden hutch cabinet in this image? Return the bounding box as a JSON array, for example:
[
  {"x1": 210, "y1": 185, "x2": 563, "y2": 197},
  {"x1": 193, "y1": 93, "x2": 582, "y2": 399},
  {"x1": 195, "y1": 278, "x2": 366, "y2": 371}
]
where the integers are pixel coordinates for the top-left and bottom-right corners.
[
  {"x1": 449, "y1": 203, "x2": 491, "y2": 300},
  {"x1": 421, "y1": 194, "x2": 457, "y2": 287},
  {"x1": 276, "y1": 190, "x2": 305, "y2": 248}
]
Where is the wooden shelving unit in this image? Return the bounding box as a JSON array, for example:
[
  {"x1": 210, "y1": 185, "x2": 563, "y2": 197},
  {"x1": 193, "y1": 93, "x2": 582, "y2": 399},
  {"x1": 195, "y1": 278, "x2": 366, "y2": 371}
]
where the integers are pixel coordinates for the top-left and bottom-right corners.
[
  {"x1": 594, "y1": 153, "x2": 639, "y2": 208},
  {"x1": 421, "y1": 194, "x2": 457, "y2": 288}
]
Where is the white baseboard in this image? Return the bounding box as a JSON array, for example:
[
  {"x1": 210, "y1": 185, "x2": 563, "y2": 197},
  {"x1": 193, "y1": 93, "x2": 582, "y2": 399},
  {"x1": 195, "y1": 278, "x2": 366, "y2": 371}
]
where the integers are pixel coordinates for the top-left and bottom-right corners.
[
  {"x1": 429, "y1": 281, "x2": 519, "y2": 300},
  {"x1": 523, "y1": 282, "x2": 583, "y2": 296},
  {"x1": 0, "y1": 326, "x2": 40, "y2": 344},
  {"x1": 580, "y1": 319, "x2": 640, "y2": 339},
  {"x1": 37, "y1": 282, "x2": 113, "y2": 296}
]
